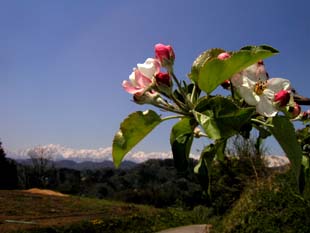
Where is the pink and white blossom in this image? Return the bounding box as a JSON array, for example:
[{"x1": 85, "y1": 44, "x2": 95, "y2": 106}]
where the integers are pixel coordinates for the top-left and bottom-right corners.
[
  {"x1": 122, "y1": 58, "x2": 160, "y2": 96},
  {"x1": 231, "y1": 61, "x2": 291, "y2": 117},
  {"x1": 234, "y1": 77, "x2": 291, "y2": 117}
]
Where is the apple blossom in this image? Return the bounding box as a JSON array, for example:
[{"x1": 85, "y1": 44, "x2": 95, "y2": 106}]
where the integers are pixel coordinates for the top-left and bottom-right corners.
[
  {"x1": 217, "y1": 52, "x2": 231, "y2": 60},
  {"x1": 218, "y1": 53, "x2": 231, "y2": 89},
  {"x1": 221, "y1": 80, "x2": 231, "y2": 90},
  {"x1": 155, "y1": 72, "x2": 172, "y2": 87},
  {"x1": 154, "y1": 43, "x2": 175, "y2": 68},
  {"x1": 231, "y1": 60, "x2": 269, "y2": 87},
  {"x1": 274, "y1": 90, "x2": 291, "y2": 107},
  {"x1": 137, "y1": 58, "x2": 160, "y2": 79},
  {"x1": 122, "y1": 69, "x2": 153, "y2": 96},
  {"x1": 288, "y1": 102, "x2": 301, "y2": 118},
  {"x1": 300, "y1": 111, "x2": 309, "y2": 121},
  {"x1": 122, "y1": 58, "x2": 160, "y2": 96},
  {"x1": 233, "y1": 75, "x2": 291, "y2": 117}
]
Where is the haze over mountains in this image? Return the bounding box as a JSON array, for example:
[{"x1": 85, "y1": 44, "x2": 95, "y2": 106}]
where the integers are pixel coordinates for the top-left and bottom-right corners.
[
  {"x1": 6, "y1": 144, "x2": 289, "y2": 168},
  {"x1": 6, "y1": 144, "x2": 175, "y2": 163}
]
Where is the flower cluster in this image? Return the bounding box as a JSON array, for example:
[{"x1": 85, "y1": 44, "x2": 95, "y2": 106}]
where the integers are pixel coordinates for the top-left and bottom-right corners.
[
  {"x1": 218, "y1": 52, "x2": 301, "y2": 118},
  {"x1": 115, "y1": 43, "x2": 310, "y2": 197},
  {"x1": 122, "y1": 45, "x2": 307, "y2": 119},
  {"x1": 122, "y1": 44, "x2": 187, "y2": 113}
]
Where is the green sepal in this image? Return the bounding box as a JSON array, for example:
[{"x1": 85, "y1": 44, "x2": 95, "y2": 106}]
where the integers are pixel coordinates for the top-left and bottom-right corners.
[{"x1": 112, "y1": 110, "x2": 162, "y2": 168}]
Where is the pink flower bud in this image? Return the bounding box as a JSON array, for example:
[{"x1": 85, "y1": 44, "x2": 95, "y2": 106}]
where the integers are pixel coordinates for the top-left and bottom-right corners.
[
  {"x1": 274, "y1": 90, "x2": 290, "y2": 107},
  {"x1": 288, "y1": 102, "x2": 301, "y2": 118},
  {"x1": 221, "y1": 80, "x2": 231, "y2": 89},
  {"x1": 154, "y1": 43, "x2": 175, "y2": 68},
  {"x1": 155, "y1": 72, "x2": 171, "y2": 87},
  {"x1": 257, "y1": 60, "x2": 264, "y2": 65},
  {"x1": 217, "y1": 52, "x2": 230, "y2": 60},
  {"x1": 301, "y1": 111, "x2": 308, "y2": 121}
]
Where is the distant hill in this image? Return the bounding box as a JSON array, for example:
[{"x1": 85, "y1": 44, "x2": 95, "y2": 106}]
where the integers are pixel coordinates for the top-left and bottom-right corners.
[
  {"x1": 15, "y1": 159, "x2": 137, "y2": 170},
  {"x1": 15, "y1": 154, "x2": 290, "y2": 171}
]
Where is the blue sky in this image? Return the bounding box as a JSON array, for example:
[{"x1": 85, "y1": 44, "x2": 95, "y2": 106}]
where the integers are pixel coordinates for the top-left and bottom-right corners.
[{"x1": 1, "y1": 0, "x2": 310, "y2": 155}]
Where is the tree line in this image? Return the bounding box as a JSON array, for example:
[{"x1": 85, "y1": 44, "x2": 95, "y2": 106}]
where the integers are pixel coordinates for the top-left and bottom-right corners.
[{"x1": 0, "y1": 139, "x2": 271, "y2": 213}]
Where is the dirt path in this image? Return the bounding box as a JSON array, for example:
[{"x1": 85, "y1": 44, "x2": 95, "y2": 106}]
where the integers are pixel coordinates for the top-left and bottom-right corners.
[{"x1": 157, "y1": 224, "x2": 212, "y2": 233}]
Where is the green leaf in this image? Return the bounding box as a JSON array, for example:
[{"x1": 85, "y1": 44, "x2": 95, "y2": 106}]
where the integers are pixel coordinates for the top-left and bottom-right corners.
[
  {"x1": 268, "y1": 116, "x2": 302, "y2": 187},
  {"x1": 300, "y1": 155, "x2": 310, "y2": 193},
  {"x1": 189, "y1": 48, "x2": 225, "y2": 83},
  {"x1": 194, "y1": 144, "x2": 216, "y2": 198},
  {"x1": 189, "y1": 45, "x2": 279, "y2": 94},
  {"x1": 112, "y1": 110, "x2": 162, "y2": 168},
  {"x1": 193, "y1": 96, "x2": 255, "y2": 140},
  {"x1": 170, "y1": 117, "x2": 196, "y2": 172}
]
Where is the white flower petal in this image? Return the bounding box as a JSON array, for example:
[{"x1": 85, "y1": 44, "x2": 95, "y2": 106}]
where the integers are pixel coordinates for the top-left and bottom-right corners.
[
  {"x1": 256, "y1": 96, "x2": 277, "y2": 117},
  {"x1": 267, "y1": 78, "x2": 291, "y2": 93},
  {"x1": 129, "y1": 70, "x2": 137, "y2": 85},
  {"x1": 137, "y1": 58, "x2": 158, "y2": 78},
  {"x1": 243, "y1": 62, "x2": 268, "y2": 82},
  {"x1": 231, "y1": 73, "x2": 243, "y2": 87},
  {"x1": 263, "y1": 88, "x2": 274, "y2": 100},
  {"x1": 238, "y1": 86, "x2": 259, "y2": 106}
]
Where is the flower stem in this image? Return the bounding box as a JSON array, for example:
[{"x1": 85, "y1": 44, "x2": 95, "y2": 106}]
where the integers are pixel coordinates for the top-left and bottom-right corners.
[
  {"x1": 169, "y1": 70, "x2": 194, "y2": 109},
  {"x1": 151, "y1": 100, "x2": 191, "y2": 116},
  {"x1": 161, "y1": 115, "x2": 185, "y2": 121},
  {"x1": 251, "y1": 118, "x2": 274, "y2": 127}
]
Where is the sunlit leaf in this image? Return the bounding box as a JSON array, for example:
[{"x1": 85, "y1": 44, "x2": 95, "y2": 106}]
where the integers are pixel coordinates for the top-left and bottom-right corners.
[
  {"x1": 189, "y1": 48, "x2": 225, "y2": 83},
  {"x1": 112, "y1": 110, "x2": 162, "y2": 168},
  {"x1": 189, "y1": 45, "x2": 279, "y2": 94}
]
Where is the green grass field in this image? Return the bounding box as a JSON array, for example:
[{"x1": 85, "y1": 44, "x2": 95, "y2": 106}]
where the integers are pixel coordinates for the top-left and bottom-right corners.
[{"x1": 0, "y1": 189, "x2": 204, "y2": 233}]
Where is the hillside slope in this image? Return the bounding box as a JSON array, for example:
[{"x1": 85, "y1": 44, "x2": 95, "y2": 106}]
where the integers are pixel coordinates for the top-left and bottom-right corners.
[{"x1": 0, "y1": 189, "x2": 200, "y2": 233}]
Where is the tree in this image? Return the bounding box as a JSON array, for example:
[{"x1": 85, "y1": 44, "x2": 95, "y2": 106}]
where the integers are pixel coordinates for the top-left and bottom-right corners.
[
  {"x1": 0, "y1": 141, "x2": 18, "y2": 189},
  {"x1": 27, "y1": 146, "x2": 54, "y2": 188}
]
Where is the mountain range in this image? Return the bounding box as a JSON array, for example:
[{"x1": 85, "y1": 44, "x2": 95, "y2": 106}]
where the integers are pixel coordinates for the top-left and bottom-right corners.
[
  {"x1": 15, "y1": 158, "x2": 137, "y2": 170},
  {"x1": 6, "y1": 144, "x2": 174, "y2": 163},
  {"x1": 6, "y1": 144, "x2": 290, "y2": 168}
]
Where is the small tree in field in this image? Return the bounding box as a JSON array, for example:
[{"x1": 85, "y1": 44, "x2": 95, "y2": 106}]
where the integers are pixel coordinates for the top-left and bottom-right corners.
[
  {"x1": 27, "y1": 146, "x2": 53, "y2": 188},
  {"x1": 0, "y1": 141, "x2": 18, "y2": 189}
]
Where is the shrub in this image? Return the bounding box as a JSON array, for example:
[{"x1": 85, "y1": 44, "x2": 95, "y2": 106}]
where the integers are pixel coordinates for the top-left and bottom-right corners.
[{"x1": 215, "y1": 173, "x2": 310, "y2": 233}]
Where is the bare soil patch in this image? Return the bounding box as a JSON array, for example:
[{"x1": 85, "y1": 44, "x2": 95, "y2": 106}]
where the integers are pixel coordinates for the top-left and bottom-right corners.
[{"x1": 23, "y1": 188, "x2": 69, "y2": 197}]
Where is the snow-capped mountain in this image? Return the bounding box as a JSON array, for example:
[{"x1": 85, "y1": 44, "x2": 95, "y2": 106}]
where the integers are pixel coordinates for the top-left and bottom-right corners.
[
  {"x1": 6, "y1": 144, "x2": 290, "y2": 168},
  {"x1": 7, "y1": 144, "x2": 174, "y2": 163}
]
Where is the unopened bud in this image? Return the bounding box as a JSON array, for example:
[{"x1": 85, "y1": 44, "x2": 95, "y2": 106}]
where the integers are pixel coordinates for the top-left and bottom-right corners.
[
  {"x1": 287, "y1": 102, "x2": 301, "y2": 118},
  {"x1": 274, "y1": 90, "x2": 290, "y2": 107},
  {"x1": 155, "y1": 72, "x2": 172, "y2": 87},
  {"x1": 217, "y1": 52, "x2": 230, "y2": 60},
  {"x1": 154, "y1": 43, "x2": 175, "y2": 69},
  {"x1": 221, "y1": 80, "x2": 231, "y2": 89}
]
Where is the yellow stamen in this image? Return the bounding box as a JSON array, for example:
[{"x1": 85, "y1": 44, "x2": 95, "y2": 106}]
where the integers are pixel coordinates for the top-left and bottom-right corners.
[{"x1": 254, "y1": 81, "x2": 267, "y2": 95}]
